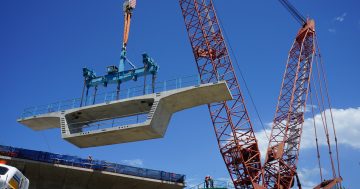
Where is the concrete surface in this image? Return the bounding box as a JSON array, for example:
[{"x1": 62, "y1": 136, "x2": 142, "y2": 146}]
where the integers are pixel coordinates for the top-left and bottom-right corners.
[
  {"x1": 18, "y1": 81, "x2": 232, "y2": 148},
  {"x1": 0, "y1": 155, "x2": 185, "y2": 189}
]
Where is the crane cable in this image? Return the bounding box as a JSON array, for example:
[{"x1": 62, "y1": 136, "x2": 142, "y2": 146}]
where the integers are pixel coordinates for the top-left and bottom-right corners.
[
  {"x1": 315, "y1": 38, "x2": 341, "y2": 177},
  {"x1": 313, "y1": 66, "x2": 336, "y2": 177},
  {"x1": 309, "y1": 87, "x2": 324, "y2": 182},
  {"x1": 314, "y1": 37, "x2": 342, "y2": 185},
  {"x1": 213, "y1": 1, "x2": 270, "y2": 140},
  {"x1": 277, "y1": 0, "x2": 306, "y2": 26},
  {"x1": 312, "y1": 64, "x2": 337, "y2": 178}
]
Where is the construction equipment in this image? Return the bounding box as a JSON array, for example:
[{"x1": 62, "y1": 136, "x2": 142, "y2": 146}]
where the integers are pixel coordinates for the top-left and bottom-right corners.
[
  {"x1": 179, "y1": 0, "x2": 342, "y2": 189},
  {"x1": 179, "y1": 1, "x2": 263, "y2": 188},
  {"x1": 263, "y1": 17, "x2": 316, "y2": 189},
  {"x1": 263, "y1": 1, "x2": 342, "y2": 188},
  {"x1": 0, "y1": 162, "x2": 29, "y2": 189},
  {"x1": 81, "y1": 0, "x2": 159, "y2": 106}
]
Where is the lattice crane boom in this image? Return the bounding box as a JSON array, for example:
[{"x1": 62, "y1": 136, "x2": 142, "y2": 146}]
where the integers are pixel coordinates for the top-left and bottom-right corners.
[
  {"x1": 263, "y1": 20, "x2": 316, "y2": 189},
  {"x1": 179, "y1": 0, "x2": 264, "y2": 188}
]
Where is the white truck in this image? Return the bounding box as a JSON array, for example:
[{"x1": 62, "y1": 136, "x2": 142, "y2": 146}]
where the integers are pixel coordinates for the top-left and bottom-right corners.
[{"x1": 0, "y1": 164, "x2": 29, "y2": 189}]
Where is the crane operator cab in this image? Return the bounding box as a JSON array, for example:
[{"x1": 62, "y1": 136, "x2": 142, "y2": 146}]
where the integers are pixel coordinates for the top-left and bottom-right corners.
[{"x1": 0, "y1": 163, "x2": 29, "y2": 189}]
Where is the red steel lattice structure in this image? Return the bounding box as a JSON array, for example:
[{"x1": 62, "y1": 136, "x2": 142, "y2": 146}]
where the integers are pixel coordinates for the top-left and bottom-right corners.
[
  {"x1": 179, "y1": 0, "x2": 263, "y2": 188},
  {"x1": 263, "y1": 20, "x2": 316, "y2": 189}
]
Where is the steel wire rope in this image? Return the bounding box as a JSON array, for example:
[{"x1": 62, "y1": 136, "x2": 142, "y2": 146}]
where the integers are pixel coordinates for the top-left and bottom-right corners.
[
  {"x1": 312, "y1": 64, "x2": 337, "y2": 178},
  {"x1": 277, "y1": 0, "x2": 306, "y2": 25},
  {"x1": 314, "y1": 53, "x2": 338, "y2": 178},
  {"x1": 315, "y1": 37, "x2": 342, "y2": 183},
  {"x1": 309, "y1": 86, "x2": 324, "y2": 182}
]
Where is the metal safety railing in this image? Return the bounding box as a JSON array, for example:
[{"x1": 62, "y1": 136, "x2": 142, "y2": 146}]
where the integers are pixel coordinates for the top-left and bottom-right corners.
[
  {"x1": 20, "y1": 75, "x2": 201, "y2": 118},
  {"x1": 67, "y1": 114, "x2": 148, "y2": 133},
  {"x1": 187, "y1": 180, "x2": 231, "y2": 189},
  {"x1": 0, "y1": 145, "x2": 185, "y2": 184}
]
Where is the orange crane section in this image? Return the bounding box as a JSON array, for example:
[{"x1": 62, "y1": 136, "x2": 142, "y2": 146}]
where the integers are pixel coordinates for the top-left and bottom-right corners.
[
  {"x1": 263, "y1": 19, "x2": 316, "y2": 189},
  {"x1": 179, "y1": 1, "x2": 264, "y2": 188}
]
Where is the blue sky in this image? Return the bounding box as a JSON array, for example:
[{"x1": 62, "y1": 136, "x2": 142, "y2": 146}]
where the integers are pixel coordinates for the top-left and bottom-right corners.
[{"x1": 1, "y1": 0, "x2": 359, "y2": 188}]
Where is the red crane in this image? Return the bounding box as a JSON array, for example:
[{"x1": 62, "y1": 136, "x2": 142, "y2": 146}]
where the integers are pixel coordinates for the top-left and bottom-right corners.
[
  {"x1": 178, "y1": 0, "x2": 342, "y2": 189},
  {"x1": 262, "y1": 1, "x2": 342, "y2": 188},
  {"x1": 263, "y1": 18, "x2": 316, "y2": 189},
  {"x1": 179, "y1": 0, "x2": 263, "y2": 188}
]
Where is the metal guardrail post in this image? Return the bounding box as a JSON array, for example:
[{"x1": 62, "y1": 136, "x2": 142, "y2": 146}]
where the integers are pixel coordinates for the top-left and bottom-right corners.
[
  {"x1": 48, "y1": 104, "x2": 52, "y2": 113},
  {"x1": 89, "y1": 96, "x2": 93, "y2": 105},
  {"x1": 33, "y1": 106, "x2": 37, "y2": 116},
  {"x1": 72, "y1": 99, "x2": 76, "y2": 109},
  {"x1": 84, "y1": 95, "x2": 88, "y2": 106}
]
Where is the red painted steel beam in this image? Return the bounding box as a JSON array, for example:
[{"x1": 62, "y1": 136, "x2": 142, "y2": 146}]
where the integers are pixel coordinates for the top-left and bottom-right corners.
[
  {"x1": 263, "y1": 20, "x2": 316, "y2": 189},
  {"x1": 179, "y1": 0, "x2": 263, "y2": 188}
]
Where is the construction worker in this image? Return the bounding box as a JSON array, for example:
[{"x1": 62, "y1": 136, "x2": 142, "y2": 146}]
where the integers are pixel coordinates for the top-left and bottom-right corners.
[
  {"x1": 88, "y1": 155, "x2": 93, "y2": 168},
  {"x1": 204, "y1": 176, "x2": 210, "y2": 188},
  {"x1": 209, "y1": 176, "x2": 214, "y2": 188}
]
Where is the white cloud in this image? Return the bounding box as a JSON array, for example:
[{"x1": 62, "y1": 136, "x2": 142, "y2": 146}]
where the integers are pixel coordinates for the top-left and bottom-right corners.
[
  {"x1": 185, "y1": 178, "x2": 201, "y2": 188},
  {"x1": 216, "y1": 177, "x2": 233, "y2": 188},
  {"x1": 301, "y1": 107, "x2": 360, "y2": 149},
  {"x1": 297, "y1": 167, "x2": 327, "y2": 189},
  {"x1": 334, "y1": 12, "x2": 347, "y2": 22},
  {"x1": 255, "y1": 107, "x2": 360, "y2": 159},
  {"x1": 305, "y1": 105, "x2": 317, "y2": 113},
  {"x1": 121, "y1": 159, "x2": 144, "y2": 167},
  {"x1": 256, "y1": 126, "x2": 271, "y2": 161},
  {"x1": 328, "y1": 12, "x2": 347, "y2": 33},
  {"x1": 328, "y1": 28, "x2": 336, "y2": 33}
]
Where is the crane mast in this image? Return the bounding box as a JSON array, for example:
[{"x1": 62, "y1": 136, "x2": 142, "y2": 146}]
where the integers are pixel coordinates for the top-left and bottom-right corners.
[
  {"x1": 263, "y1": 20, "x2": 315, "y2": 189},
  {"x1": 179, "y1": 0, "x2": 263, "y2": 188}
]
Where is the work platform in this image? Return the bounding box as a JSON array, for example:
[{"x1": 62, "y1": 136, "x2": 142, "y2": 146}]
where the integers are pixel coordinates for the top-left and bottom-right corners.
[
  {"x1": 18, "y1": 76, "x2": 232, "y2": 148},
  {"x1": 0, "y1": 145, "x2": 185, "y2": 189}
]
